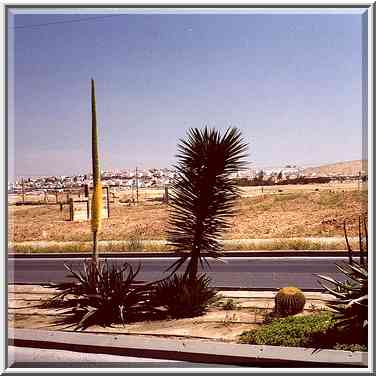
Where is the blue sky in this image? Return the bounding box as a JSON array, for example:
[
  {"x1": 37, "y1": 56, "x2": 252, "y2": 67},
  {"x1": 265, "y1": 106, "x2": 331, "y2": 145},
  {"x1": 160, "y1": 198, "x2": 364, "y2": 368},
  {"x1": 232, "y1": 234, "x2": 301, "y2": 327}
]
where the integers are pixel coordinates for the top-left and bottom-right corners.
[{"x1": 8, "y1": 9, "x2": 366, "y2": 178}]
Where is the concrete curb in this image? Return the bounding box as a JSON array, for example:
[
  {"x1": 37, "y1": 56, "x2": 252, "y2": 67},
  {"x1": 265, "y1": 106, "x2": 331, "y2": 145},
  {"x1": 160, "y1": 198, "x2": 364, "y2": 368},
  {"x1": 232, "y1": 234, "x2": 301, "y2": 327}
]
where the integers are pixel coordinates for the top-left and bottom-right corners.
[
  {"x1": 9, "y1": 329, "x2": 367, "y2": 367},
  {"x1": 8, "y1": 284, "x2": 333, "y2": 300},
  {"x1": 7, "y1": 282, "x2": 325, "y2": 292},
  {"x1": 8, "y1": 250, "x2": 358, "y2": 258}
]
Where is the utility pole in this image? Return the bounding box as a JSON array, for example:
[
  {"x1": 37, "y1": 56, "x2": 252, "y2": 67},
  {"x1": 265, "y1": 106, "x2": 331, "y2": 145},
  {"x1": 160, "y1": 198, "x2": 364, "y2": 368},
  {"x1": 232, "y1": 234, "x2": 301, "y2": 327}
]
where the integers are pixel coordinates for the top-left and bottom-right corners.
[
  {"x1": 21, "y1": 178, "x2": 25, "y2": 205},
  {"x1": 135, "y1": 166, "x2": 139, "y2": 204},
  {"x1": 358, "y1": 171, "x2": 361, "y2": 191},
  {"x1": 164, "y1": 185, "x2": 169, "y2": 204}
]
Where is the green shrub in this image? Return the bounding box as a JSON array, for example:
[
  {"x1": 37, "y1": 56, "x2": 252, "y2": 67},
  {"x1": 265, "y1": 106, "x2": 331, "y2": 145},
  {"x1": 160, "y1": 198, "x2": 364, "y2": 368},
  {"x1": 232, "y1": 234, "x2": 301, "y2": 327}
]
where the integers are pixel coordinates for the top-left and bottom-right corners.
[
  {"x1": 239, "y1": 312, "x2": 335, "y2": 347},
  {"x1": 126, "y1": 225, "x2": 145, "y2": 251},
  {"x1": 222, "y1": 299, "x2": 237, "y2": 311},
  {"x1": 239, "y1": 311, "x2": 368, "y2": 350},
  {"x1": 333, "y1": 343, "x2": 368, "y2": 352},
  {"x1": 152, "y1": 274, "x2": 218, "y2": 318}
]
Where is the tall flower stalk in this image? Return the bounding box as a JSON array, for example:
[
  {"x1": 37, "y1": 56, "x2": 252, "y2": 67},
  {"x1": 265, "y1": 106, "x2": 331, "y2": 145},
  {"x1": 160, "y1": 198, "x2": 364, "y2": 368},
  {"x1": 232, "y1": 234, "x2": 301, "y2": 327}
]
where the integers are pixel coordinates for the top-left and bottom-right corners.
[{"x1": 90, "y1": 79, "x2": 103, "y2": 265}]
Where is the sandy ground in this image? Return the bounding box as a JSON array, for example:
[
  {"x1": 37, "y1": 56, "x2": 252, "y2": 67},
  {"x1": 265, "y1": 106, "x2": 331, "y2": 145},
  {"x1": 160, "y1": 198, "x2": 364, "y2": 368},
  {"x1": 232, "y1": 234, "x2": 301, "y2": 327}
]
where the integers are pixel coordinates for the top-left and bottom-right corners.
[
  {"x1": 8, "y1": 182, "x2": 367, "y2": 244},
  {"x1": 8, "y1": 285, "x2": 332, "y2": 343}
]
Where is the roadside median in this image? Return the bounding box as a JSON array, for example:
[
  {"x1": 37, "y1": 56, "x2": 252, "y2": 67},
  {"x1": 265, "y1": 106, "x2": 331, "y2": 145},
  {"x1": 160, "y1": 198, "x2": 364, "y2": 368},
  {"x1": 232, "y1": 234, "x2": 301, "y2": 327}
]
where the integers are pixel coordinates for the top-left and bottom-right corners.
[
  {"x1": 8, "y1": 249, "x2": 360, "y2": 258},
  {"x1": 8, "y1": 237, "x2": 359, "y2": 257}
]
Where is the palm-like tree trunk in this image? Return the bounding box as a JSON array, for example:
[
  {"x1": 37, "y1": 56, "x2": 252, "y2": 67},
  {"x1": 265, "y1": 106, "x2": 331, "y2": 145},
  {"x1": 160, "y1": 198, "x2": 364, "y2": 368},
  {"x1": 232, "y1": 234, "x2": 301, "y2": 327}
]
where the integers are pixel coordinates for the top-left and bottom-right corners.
[{"x1": 185, "y1": 246, "x2": 199, "y2": 283}]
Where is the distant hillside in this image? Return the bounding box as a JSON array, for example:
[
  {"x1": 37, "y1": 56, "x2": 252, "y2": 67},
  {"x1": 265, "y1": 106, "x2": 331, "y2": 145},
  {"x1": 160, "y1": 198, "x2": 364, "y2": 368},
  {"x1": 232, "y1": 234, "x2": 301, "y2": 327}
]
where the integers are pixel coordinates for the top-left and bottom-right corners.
[{"x1": 303, "y1": 160, "x2": 367, "y2": 177}]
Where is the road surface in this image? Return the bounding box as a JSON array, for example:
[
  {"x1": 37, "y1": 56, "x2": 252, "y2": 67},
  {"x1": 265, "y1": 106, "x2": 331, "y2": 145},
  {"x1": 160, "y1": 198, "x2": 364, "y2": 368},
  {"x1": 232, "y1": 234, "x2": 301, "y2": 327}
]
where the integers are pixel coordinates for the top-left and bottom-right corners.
[{"x1": 8, "y1": 256, "x2": 350, "y2": 290}]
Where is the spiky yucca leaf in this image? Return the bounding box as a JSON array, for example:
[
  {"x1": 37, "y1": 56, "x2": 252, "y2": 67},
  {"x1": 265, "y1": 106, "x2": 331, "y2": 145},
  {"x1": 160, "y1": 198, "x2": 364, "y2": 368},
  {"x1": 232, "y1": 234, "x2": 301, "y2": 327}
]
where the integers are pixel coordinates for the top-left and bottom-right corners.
[
  {"x1": 152, "y1": 274, "x2": 217, "y2": 318},
  {"x1": 49, "y1": 260, "x2": 166, "y2": 330},
  {"x1": 167, "y1": 127, "x2": 248, "y2": 281},
  {"x1": 316, "y1": 217, "x2": 368, "y2": 335}
]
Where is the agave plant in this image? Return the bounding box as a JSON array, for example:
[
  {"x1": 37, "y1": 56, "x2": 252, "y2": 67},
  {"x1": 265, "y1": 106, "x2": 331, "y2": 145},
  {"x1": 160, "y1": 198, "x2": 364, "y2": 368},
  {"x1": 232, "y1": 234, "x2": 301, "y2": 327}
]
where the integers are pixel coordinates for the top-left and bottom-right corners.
[
  {"x1": 316, "y1": 216, "x2": 368, "y2": 334},
  {"x1": 167, "y1": 127, "x2": 248, "y2": 282},
  {"x1": 50, "y1": 260, "x2": 164, "y2": 330},
  {"x1": 152, "y1": 274, "x2": 218, "y2": 318}
]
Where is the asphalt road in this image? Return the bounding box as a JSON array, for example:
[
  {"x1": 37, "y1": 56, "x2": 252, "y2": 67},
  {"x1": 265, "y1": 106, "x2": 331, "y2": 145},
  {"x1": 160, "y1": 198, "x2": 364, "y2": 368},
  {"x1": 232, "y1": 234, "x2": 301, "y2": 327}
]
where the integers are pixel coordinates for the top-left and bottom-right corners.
[{"x1": 8, "y1": 256, "x2": 350, "y2": 290}]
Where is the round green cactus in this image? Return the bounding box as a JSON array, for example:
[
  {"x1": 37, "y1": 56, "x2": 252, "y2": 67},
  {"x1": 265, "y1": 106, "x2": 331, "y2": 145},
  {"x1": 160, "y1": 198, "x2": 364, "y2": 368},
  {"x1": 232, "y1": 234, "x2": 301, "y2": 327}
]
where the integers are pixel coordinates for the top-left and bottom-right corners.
[{"x1": 275, "y1": 286, "x2": 306, "y2": 316}]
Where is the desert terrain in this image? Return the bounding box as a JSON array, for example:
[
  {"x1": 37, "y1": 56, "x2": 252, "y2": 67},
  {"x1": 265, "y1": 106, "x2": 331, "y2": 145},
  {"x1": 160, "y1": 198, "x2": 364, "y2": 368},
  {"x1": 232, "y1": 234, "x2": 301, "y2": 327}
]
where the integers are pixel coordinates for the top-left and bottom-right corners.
[{"x1": 9, "y1": 181, "x2": 367, "y2": 252}]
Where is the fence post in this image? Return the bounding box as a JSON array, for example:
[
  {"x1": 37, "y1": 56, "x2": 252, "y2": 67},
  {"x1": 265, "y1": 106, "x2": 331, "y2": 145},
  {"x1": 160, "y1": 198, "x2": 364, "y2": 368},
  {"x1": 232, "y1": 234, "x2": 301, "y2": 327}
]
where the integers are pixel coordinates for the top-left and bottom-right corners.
[
  {"x1": 69, "y1": 198, "x2": 74, "y2": 221},
  {"x1": 106, "y1": 186, "x2": 110, "y2": 218},
  {"x1": 164, "y1": 185, "x2": 169, "y2": 204},
  {"x1": 21, "y1": 178, "x2": 25, "y2": 205},
  {"x1": 84, "y1": 184, "x2": 89, "y2": 198},
  {"x1": 358, "y1": 171, "x2": 361, "y2": 191},
  {"x1": 87, "y1": 198, "x2": 90, "y2": 220}
]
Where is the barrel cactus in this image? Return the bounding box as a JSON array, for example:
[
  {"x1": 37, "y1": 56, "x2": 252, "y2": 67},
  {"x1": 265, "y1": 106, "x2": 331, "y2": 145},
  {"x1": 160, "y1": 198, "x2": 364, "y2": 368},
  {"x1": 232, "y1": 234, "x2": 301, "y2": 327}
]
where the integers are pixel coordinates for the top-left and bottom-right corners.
[{"x1": 275, "y1": 286, "x2": 306, "y2": 316}]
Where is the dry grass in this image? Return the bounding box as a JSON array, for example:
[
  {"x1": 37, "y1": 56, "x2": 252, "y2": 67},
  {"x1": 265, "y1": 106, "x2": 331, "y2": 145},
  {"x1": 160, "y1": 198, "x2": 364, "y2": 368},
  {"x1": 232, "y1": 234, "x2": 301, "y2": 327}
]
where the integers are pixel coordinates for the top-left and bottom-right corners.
[
  {"x1": 10, "y1": 237, "x2": 359, "y2": 254},
  {"x1": 10, "y1": 240, "x2": 168, "y2": 254},
  {"x1": 8, "y1": 184, "x2": 367, "y2": 246},
  {"x1": 229, "y1": 189, "x2": 367, "y2": 239},
  {"x1": 8, "y1": 202, "x2": 168, "y2": 242}
]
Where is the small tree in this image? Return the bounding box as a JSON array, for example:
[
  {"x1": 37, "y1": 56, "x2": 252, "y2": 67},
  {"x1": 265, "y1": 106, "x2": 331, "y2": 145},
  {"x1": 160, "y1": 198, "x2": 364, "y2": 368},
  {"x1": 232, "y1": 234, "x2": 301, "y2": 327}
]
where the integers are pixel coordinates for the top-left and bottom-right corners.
[
  {"x1": 167, "y1": 127, "x2": 248, "y2": 282},
  {"x1": 257, "y1": 169, "x2": 265, "y2": 182}
]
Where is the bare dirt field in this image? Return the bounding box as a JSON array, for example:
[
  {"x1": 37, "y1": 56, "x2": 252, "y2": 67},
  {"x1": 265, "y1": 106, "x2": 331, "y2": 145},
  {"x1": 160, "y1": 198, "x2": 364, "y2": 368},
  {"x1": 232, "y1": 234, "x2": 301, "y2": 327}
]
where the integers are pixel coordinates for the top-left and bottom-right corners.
[{"x1": 8, "y1": 182, "x2": 367, "y2": 245}]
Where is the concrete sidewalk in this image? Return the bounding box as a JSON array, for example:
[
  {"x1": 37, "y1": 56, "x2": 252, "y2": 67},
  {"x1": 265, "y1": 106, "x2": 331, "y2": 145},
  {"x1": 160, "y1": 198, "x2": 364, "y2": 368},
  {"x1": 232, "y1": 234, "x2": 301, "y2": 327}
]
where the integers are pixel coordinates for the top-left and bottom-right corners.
[
  {"x1": 8, "y1": 346, "x2": 217, "y2": 368},
  {"x1": 8, "y1": 329, "x2": 368, "y2": 368}
]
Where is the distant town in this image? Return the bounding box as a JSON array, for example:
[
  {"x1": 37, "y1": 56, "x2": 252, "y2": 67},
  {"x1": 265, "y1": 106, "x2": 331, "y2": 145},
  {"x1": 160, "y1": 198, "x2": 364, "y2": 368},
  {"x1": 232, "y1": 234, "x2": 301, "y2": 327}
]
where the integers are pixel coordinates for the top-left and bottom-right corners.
[{"x1": 8, "y1": 164, "x2": 366, "y2": 194}]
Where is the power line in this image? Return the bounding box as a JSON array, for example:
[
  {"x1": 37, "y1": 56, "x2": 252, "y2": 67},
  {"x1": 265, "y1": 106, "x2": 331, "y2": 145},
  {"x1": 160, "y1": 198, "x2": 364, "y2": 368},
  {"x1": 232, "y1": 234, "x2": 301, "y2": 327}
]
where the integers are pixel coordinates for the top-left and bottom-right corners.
[{"x1": 11, "y1": 14, "x2": 124, "y2": 30}]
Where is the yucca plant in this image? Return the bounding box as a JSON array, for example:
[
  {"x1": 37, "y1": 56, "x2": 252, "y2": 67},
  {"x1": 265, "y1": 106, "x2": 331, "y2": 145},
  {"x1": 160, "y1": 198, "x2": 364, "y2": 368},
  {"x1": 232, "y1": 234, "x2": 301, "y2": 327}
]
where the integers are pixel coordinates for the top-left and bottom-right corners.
[
  {"x1": 152, "y1": 274, "x2": 218, "y2": 318},
  {"x1": 166, "y1": 127, "x2": 248, "y2": 281},
  {"x1": 90, "y1": 78, "x2": 103, "y2": 265},
  {"x1": 316, "y1": 216, "x2": 368, "y2": 338},
  {"x1": 49, "y1": 260, "x2": 164, "y2": 330}
]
